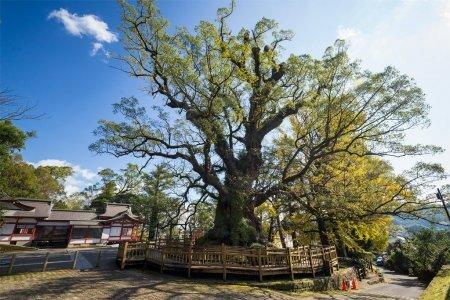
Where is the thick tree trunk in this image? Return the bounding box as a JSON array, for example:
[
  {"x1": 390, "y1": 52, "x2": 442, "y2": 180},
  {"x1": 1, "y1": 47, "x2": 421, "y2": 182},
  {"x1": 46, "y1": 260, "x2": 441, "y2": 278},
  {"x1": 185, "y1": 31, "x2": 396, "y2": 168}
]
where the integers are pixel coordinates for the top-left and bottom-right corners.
[
  {"x1": 317, "y1": 218, "x2": 330, "y2": 246},
  {"x1": 206, "y1": 190, "x2": 259, "y2": 245},
  {"x1": 332, "y1": 226, "x2": 348, "y2": 257}
]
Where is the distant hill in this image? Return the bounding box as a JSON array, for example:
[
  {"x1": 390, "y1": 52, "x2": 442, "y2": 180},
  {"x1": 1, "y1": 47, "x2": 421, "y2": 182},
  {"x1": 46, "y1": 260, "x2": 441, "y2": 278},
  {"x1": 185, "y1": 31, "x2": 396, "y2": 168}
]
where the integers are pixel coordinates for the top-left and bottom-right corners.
[{"x1": 392, "y1": 210, "x2": 449, "y2": 237}]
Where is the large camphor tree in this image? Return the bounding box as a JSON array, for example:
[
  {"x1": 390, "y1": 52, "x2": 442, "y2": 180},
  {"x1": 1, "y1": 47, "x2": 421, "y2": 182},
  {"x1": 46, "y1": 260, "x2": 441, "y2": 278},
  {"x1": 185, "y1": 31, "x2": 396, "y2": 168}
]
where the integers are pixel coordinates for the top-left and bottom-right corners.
[{"x1": 91, "y1": 0, "x2": 440, "y2": 245}]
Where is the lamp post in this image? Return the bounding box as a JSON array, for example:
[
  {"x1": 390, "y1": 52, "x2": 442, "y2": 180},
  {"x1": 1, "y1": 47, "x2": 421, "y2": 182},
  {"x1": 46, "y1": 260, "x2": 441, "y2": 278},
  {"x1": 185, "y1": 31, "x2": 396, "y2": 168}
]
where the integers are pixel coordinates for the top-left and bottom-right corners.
[{"x1": 436, "y1": 188, "x2": 450, "y2": 221}]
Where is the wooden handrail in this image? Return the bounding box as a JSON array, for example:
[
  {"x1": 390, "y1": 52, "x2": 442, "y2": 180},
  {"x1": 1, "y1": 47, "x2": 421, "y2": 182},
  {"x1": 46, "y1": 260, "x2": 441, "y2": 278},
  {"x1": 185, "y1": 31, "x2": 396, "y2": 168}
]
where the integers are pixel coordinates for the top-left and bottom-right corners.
[{"x1": 117, "y1": 239, "x2": 339, "y2": 281}]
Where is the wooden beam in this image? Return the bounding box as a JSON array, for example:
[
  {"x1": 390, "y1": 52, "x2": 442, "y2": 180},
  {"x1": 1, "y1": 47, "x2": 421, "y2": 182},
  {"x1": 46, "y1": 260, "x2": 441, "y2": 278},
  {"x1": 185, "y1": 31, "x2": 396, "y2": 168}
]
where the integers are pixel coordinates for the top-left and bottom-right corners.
[
  {"x1": 7, "y1": 253, "x2": 15, "y2": 275},
  {"x1": 96, "y1": 250, "x2": 102, "y2": 268},
  {"x1": 287, "y1": 247, "x2": 294, "y2": 280},
  {"x1": 258, "y1": 247, "x2": 263, "y2": 282},
  {"x1": 121, "y1": 242, "x2": 129, "y2": 270},
  {"x1": 188, "y1": 244, "x2": 193, "y2": 278},
  {"x1": 160, "y1": 248, "x2": 165, "y2": 274},
  {"x1": 72, "y1": 251, "x2": 79, "y2": 269},
  {"x1": 308, "y1": 246, "x2": 315, "y2": 278},
  {"x1": 42, "y1": 252, "x2": 50, "y2": 272},
  {"x1": 222, "y1": 243, "x2": 227, "y2": 280}
]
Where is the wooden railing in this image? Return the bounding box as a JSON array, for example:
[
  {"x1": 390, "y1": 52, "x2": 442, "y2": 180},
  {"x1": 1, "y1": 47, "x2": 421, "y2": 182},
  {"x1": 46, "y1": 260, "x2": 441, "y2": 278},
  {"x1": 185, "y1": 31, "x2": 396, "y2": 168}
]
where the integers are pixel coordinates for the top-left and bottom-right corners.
[{"x1": 117, "y1": 240, "x2": 339, "y2": 281}]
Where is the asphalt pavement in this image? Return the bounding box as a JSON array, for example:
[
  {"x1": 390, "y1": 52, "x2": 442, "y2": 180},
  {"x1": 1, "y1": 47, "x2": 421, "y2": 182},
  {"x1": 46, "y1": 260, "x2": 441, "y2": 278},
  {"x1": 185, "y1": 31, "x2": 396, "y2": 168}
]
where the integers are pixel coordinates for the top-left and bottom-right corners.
[{"x1": 352, "y1": 268, "x2": 426, "y2": 299}]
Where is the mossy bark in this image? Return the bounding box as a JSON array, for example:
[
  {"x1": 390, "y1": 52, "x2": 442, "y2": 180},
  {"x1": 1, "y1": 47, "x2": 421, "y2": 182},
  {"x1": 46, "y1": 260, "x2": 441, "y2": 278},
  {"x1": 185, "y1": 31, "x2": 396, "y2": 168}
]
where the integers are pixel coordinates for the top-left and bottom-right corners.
[{"x1": 203, "y1": 179, "x2": 262, "y2": 246}]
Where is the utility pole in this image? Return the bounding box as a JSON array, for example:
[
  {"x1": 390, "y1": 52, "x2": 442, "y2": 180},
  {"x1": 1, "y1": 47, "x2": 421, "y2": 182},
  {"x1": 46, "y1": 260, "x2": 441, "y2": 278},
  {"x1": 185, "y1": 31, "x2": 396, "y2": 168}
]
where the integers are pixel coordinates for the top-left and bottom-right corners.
[{"x1": 436, "y1": 188, "x2": 450, "y2": 222}]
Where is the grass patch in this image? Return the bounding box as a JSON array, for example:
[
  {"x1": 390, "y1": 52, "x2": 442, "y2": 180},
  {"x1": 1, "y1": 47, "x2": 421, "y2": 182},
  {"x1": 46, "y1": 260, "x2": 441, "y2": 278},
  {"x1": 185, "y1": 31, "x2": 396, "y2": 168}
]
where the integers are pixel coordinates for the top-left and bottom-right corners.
[{"x1": 419, "y1": 265, "x2": 450, "y2": 300}]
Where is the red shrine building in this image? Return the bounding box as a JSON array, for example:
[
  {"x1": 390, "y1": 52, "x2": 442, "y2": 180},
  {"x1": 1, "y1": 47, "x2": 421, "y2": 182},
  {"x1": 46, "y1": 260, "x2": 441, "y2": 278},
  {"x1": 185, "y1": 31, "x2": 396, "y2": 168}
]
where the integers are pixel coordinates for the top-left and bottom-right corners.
[{"x1": 0, "y1": 198, "x2": 142, "y2": 247}]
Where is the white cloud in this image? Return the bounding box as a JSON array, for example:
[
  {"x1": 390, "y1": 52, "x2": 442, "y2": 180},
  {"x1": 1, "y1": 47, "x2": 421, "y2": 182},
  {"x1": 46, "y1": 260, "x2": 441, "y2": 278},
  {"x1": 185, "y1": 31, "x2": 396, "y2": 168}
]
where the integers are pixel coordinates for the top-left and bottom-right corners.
[
  {"x1": 337, "y1": 26, "x2": 361, "y2": 44},
  {"x1": 91, "y1": 42, "x2": 104, "y2": 56},
  {"x1": 48, "y1": 8, "x2": 117, "y2": 56},
  {"x1": 31, "y1": 159, "x2": 98, "y2": 195},
  {"x1": 441, "y1": 1, "x2": 450, "y2": 26}
]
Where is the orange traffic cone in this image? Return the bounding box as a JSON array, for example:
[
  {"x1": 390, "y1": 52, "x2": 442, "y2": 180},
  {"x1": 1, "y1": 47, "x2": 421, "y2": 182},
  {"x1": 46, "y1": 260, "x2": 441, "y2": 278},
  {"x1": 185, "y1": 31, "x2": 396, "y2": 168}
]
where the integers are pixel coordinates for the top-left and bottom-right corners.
[
  {"x1": 351, "y1": 278, "x2": 357, "y2": 290},
  {"x1": 341, "y1": 280, "x2": 348, "y2": 291}
]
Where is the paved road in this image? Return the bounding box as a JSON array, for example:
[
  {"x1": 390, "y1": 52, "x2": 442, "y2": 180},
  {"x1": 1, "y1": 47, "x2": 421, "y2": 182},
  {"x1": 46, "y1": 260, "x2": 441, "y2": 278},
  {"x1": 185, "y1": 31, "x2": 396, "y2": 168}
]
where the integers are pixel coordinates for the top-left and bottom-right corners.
[
  {"x1": 301, "y1": 268, "x2": 426, "y2": 300},
  {"x1": 310, "y1": 268, "x2": 426, "y2": 300},
  {"x1": 353, "y1": 268, "x2": 426, "y2": 299}
]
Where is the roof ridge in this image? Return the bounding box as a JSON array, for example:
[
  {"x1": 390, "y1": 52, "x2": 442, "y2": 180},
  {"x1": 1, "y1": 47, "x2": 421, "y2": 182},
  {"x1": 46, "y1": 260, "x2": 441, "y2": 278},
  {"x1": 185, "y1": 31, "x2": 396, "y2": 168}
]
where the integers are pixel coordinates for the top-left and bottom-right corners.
[
  {"x1": 0, "y1": 198, "x2": 52, "y2": 202},
  {"x1": 51, "y1": 209, "x2": 96, "y2": 212}
]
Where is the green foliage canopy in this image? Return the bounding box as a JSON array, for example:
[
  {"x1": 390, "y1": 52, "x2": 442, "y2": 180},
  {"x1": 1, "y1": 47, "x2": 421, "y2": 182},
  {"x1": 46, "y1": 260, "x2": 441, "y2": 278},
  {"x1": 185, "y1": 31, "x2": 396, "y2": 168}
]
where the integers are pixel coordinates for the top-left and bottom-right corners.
[{"x1": 90, "y1": 0, "x2": 442, "y2": 245}]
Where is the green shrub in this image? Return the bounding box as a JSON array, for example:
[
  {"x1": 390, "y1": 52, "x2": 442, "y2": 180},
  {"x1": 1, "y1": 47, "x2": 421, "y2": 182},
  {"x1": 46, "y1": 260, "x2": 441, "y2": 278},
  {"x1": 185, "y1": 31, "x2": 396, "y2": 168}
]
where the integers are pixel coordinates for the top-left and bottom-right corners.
[
  {"x1": 385, "y1": 248, "x2": 411, "y2": 274},
  {"x1": 406, "y1": 229, "x2": 450, "y2": 282},
  {"x1": 387, "y1": 228, "x2": 450, "y2": 283}
]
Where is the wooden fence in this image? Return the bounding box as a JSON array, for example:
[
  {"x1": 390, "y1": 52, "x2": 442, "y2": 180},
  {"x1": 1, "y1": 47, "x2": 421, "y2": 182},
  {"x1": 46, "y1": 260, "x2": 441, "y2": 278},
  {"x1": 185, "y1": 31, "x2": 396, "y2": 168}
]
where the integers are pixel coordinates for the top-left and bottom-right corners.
[
  {"x1": 0, "y1": 249, "x2": 103, "y2": 275},
  {"x1": 117, "y1": 240, "x2": 339, "y2": 281}
]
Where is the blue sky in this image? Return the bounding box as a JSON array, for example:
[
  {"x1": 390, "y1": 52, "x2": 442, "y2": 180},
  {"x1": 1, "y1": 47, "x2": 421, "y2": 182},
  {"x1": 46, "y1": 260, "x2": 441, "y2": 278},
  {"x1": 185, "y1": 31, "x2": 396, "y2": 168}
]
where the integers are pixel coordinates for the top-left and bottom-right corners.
[{"x1": 1, "y1": 0, "x2": 449, "y2": 193}]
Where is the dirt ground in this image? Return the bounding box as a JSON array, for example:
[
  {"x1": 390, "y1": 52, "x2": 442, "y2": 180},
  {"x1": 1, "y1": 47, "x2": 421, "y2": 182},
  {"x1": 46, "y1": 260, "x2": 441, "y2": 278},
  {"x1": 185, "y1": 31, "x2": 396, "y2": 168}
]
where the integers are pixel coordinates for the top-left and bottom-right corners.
[
  {"x1": 0, "y1": 269, "x2": 306, "y2": 300},
  {"x1": 0, "y1": 268, "x2": 426, "y2": 300}
]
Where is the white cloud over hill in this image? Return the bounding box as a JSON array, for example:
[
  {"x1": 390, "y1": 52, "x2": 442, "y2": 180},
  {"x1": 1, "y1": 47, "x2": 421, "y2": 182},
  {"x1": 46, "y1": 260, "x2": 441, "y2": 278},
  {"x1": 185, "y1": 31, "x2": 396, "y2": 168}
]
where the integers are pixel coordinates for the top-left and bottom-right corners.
[{"x1": 31, "y1": 159, "x2": 98, "y2": 195}]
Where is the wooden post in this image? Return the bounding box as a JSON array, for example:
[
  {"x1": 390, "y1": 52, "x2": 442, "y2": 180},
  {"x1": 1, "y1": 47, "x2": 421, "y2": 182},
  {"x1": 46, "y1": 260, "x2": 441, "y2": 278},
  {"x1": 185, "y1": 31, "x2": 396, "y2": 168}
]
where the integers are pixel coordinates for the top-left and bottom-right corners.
[
  {"x1": 160, "y1": 248, "x2": 165, "y2": 274},
  {"x1": 258, "y1": 247, "x2": 263, "y2": 282},
  {"x1": 188, "y1": 245, "x2": 193, "y2": 278},
  {"x1": 286, "y1": 247, "x2": 294, "y2": 281},
  {"x1": 203, "y1": 247, "x2": 206, "y2": 264},
  {"x1": 143, "y1": 243, "x2": 149, "y2": 269},
  {"x1": 7, "y1": 254, "x2": 16, "y2": 275},
  {"x1": 308, "y1": 246, "x2": 315, "y2": 278},
  {"x1": 42, "y1": 252, "x2": 50, "y2": 272},
  {"x1": 121, "y1": 242, "x2": 129, "y2": 270},
  {"x1": 96, "y1": 250, "x2": 102, "y2": 268},
  {"x1": 321, "y1": 246, "x2": 328, "y2": 274},
  {"x1": 72, "y1": 251, "x2": 79, "y2": 269},
  {"x1": 333, "y1": 246, "x2": 339, "y2": 270},
  {"x1": 222, "y1": 243, "x2": 227, "y2": 280}
]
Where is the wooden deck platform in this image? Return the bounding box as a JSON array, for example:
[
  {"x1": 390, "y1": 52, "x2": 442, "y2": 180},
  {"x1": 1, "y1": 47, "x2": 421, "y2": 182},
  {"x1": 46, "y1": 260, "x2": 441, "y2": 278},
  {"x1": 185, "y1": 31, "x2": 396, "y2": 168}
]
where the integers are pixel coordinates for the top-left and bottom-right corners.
[{"x1": 117, "y1": 240, "x2": 339, "y2": 281}]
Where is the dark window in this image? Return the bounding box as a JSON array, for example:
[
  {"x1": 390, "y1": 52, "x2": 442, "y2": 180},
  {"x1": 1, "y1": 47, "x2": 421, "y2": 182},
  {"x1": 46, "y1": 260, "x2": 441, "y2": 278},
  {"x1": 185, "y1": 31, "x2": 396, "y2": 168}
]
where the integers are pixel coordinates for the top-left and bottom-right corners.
[
  {"x1": 91, "y1": 228, "x2": 102, "y2": 238},
  {"x1": 35, "y1": 226, "x2": 69, "y2": 241},
  {"x1": 72, "y1": 228, "x2": 87, "y2": 239},
  {"x1": 71, "y1": 227, "x2": 102, "y2": 239}
]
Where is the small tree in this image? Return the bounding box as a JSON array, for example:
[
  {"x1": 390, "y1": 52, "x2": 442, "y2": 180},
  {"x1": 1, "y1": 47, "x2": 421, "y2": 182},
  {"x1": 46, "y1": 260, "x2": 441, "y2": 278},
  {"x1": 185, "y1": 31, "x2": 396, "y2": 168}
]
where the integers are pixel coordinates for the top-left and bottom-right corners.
[
  {"x1": 87, "y1": 164, "x2": 143, "y2": 212},
  {"x1": 134, "y1": 164, "x2": 180, "y2": 240}
]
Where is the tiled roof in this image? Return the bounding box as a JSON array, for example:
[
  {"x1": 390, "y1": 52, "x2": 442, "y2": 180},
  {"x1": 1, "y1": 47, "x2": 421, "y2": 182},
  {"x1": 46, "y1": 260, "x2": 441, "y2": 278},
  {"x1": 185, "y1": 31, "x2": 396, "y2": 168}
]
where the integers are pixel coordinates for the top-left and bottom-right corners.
[
  {"x1": 47, "y1": 210, "x2": 97, "y2": 221},
  {"x1": 0, "y1": 199, "x2": 51, "y2": 218},
  {"x1": 0, "y1": 198, "x2": 141, "y2": 224},
  {"x1": 99, "y1": 203, "x2": 132, "y2": 218}
]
